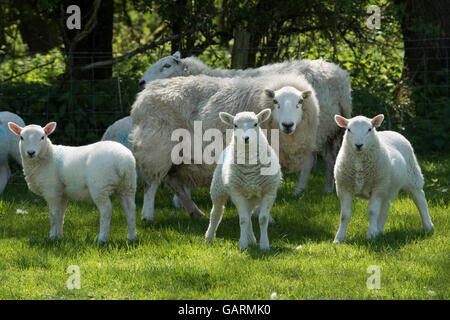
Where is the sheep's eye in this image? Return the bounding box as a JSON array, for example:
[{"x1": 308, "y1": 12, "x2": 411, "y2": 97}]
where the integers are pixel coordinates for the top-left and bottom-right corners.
[
  {"x1": 368, "y1": 128, "x2": 372, "y2": 132},
  {"x1": 299, "y1": 99, "x2": 303, "y2": 104},
  {"x1": 347, "y1": 128, "x2": 351, "y2": 133},
  {"x1": 163, "y1": 64, "x2": 171, "y2": 68},
  {"x1": 234, "y1": 124, "x2": 237, "y2": 128},
  {"x1": 41, "y1": 136, "x2": 45, "y2": 140},
  {"x1": 254, "y1": 123, "x2": 257, "y2": 127},
  {"x1": 273, "y1": 100, "x2": 278, "y2": 105},
  {"x1": 20, "y1": 136, "x2": 23, "y2": 140}
]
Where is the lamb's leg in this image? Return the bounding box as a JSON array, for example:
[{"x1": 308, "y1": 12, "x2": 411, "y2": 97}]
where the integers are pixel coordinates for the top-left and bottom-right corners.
[
  {"x1": 120, "y1": 194, "x2": 137, "y2": 241},
  {"x1": 333, "y1": 191, "x2": 353, "y2": 243},
  {"x1": 246, "y1": 203, "x2": 257, "y2": 245},
  {"x1": 205, "y1": 192, "x2": 228, "y2": 243},
  {"x1": 142, "y1": 181, "x2": 159, "y2": 221},
  {"x1": 47, "y1": 197, "x2": 68, "y2": 240},
  {"x1": 173, "y1": 186, "x2": 191, "y2": 209},
  {"x1": 251, "y1": 206, "x2": 276, "y2": 225},
  {"x1": 164, "y1": 175, "x2": 205, "y2": 217},
  {"x1": 409, "y1": 188, "x2": 434, "y2": 232},
  {"x1": 323, "y1": 140, "x2": 337, "y2": 194},
  {"x1": 0, "y1": 164, "x2": 10, "y2": 194},
  {"x1": 293, "y1": 152, "x2": 315, "y2": 196},
  {"x1": 93, "y1": 196, "x2": 113, "y2": 243},
  {"x1": 258, "y1": 194, "x2": 277, "y2": 251},
  {"x1": 377, "y1": 199, "x2": 391, "y2": 234},
  {"x1": 230, "y1": 193, "x2": 250, "y2": 250},
  {"x1": 367, "y1": 196, "x2": 382, "y2": 240}
]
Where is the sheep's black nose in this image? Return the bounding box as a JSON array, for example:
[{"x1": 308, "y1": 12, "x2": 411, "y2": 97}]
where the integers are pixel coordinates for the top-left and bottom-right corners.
[
  {"x1": 244, "y1": 136, "x2": 249, "y2": 143},
  {"x1": 355, "y1": 144, "x2": 363, "y2": 150},
  {"x1": 282, "y1": 122, "x2": 294, "y2": 129},
  {"x1": 27, "y1": 151, "x2": 35, "y2": 157},
  {"x1": 139, "y1": 80, "x2": 146, "y2": 88}
]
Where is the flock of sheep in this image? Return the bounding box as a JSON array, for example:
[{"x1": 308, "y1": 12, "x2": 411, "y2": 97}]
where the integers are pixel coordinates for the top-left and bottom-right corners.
[{"x1": 0, "y1": 51, "x2": 433, "y2": 249}]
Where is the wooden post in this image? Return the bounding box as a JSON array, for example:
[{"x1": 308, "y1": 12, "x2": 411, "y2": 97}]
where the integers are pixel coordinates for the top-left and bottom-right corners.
[{"x1": 231, "y1": 30, "x2": 250, "y2": 69}]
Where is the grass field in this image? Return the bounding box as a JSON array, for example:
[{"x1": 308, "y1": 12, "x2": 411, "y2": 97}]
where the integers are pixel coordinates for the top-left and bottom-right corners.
[{"x1": 0, "y1": 155, "x2": 448, "y2": 300}]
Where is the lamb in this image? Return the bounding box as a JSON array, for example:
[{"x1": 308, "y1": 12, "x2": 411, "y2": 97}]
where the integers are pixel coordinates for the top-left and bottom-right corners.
[
  {"x1": 332, "y1": 114, "x2": 434, "y2": 243},
  {"x1": 205, "y1": 109, "x2": 281, "y2": 250},
  {"x1": 139, "y1": 52, "x2": 352, "y2": 194},
  {"x1": 101, "y1": 116, "x2": 191, "y2": 210},
  {"x1": 0, "y1": 111, "x2": 25, "y2": 194},
  {"x1": 130, "y1": 73, "x2": 319, "y2": 221},
  {"x1": 8, "y1": 121, "x2": 137, "y2": 243}
]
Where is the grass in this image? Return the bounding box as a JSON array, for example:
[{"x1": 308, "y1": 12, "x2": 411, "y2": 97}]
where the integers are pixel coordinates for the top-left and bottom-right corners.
[{"x1": 0, "y1": 155, "x2": 448, "y2": 300}]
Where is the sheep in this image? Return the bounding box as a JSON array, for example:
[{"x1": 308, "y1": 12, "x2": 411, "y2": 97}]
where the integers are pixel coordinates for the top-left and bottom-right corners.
[
  {"x1": 8, "y1": 121, "x2": 137, "y2": 243},
  {"x1": 130, "y1": 73, "x2": 319, "y2": 221},
  {"x1": 205, "y1": 109, "x2": 281, "y2": 250},
  {"x1": 0, "y1": 111, "x2": 25, "y2": 194},
  {"x1": 332, "y1": 114, "x2": 434, "y2": 243},
  {"x1": 139, "y1": 52, "x2": 352, "y2": 195},
  {"x1": 101, "y1": 116, "x2": 191, "y2": 211}
]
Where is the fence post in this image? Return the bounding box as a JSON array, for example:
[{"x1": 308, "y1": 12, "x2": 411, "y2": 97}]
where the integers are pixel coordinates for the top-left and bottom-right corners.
[{"x1": 231, "y1": 30, "x2": 250, "y2": 69}]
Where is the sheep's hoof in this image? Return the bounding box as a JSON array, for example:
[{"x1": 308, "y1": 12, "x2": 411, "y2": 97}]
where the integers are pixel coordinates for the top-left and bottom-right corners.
[
  {"x1": 141, "y1": 217, "x2": 154, "y2": 223},
  {"x1": 189, "y1": 209, "x2": 205, "y2": 217},
  {"x1": 292, "y1": 189, "x2": 304, "y2": 197},
  {"x1": 333, "y1": 238, "x2": 344, "y2": 244}
]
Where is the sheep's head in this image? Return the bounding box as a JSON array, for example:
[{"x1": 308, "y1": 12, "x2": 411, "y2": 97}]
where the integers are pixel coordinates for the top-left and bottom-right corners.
[
  {"x1": 265, "y1": 86, "x2": 311, "y2": 135},
  {"x1": 335, "y1": 114, "x2": 384, "y2": 152},
  {"x1": 8, "y1": 122, "x2": 56, "y2": 159},
  {"x1": 219, "y1": 109, "x2": 271, "y2": 146},
  {"x1": 139, "y1": 51, "x2": 187, "y2": 89}
]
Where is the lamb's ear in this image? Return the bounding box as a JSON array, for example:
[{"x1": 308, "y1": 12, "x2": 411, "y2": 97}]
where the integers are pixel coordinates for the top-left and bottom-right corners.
[
  {"x1": 265, "y1": 89, "x2": 275, "y2": 99},
  {"x1": 172, "y1": 51, "x2": 181, "y2": 64},
  {"x1": 219, "y1": 112, "x2": 235, "y2": 126},
  {"x1": 371, "y1": 114, "x2": 384, "y2": 128},
  {"x1": 302, "y1": 90, "x2": 312, "y2": 99},
  {"x1": 8, "y1": 122, "x2": 22, "y2": 135},
  {"x1": 335, "y1": 115, "x2": 349, "y2": 128},
  {"x1": 257, "y1": 108, "x2": 271, "y2": 124},
  {"x1": 43, "y1": 122, "x2": 57, "y2": 136}
]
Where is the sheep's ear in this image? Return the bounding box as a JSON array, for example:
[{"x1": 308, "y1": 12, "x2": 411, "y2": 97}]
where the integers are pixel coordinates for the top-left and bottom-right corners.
[
  {"x1": 371, "y1": 114, "x2": 384, "y2": 128},
  {"x1": 43, "y1": 122, "x2": 57, "y2": 136},
  {"x1": 302, "y1": 90, "x2": 312, "y2": 99},
  {"x1": 265, "y1": 89, "x2": 275, "y2": 99},
  {"x1": 219, "y1": 112, "x2": 235, "y2": 126},
  {"x1": 257, "y1": 108, "x2": 271, "y2": 124},
  {"x1": 172, "y1": 51, "x2": 181, "y2": 64},
  {"x1": 8, "y1": 122, "x2": 22, "y2": 135},
  {"x1": 335, "y1": 115, "x2": 349, "y2": 128}
]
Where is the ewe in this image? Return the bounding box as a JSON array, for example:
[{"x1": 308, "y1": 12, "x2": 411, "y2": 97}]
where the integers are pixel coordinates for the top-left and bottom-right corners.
[
  {"x1": 205, "y1": 109, "x2": 281, "y2": 250},
  {"x1": 333, "y1": 114, "x2": 434, "y2": 243},
  {"x1": 0, "y1": 111, "x2": 25, "y2": 193},
  {"x1": 139, "y1": 52, "x2": 351, "y2": 195},
  {"x1": 101, "y1": 116, "x2": 191, "y2": 210},
  {"x1": 130, "y1": 74, "x2": 319, "y2": 221},
  {"x1": 8, "y1": 121, "x2": 137, "y2": 243}
]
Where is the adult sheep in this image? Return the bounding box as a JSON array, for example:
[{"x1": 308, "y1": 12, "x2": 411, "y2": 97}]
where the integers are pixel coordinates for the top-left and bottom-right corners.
[
  {"x1": 0, "y1": 111, "x2": 25, "y2": 194},
  {"x1": 101, "y1": 116, "x2": 191, "y2": 211},
  {"x1": 130, "y1": 73, "x2": 319, "y2": 221},
  {"x1": 139, "y1": 52, "x2": 352, "y2": 194}
]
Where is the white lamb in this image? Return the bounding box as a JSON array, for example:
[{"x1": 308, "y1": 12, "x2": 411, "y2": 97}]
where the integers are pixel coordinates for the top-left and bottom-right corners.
[
  {"x1": 139, "y1": 52, "x2": 352, "y2": 194},
  {"x1": 8, "y1": 121, "x2": 137, "y2": 243},
  {"x1": 101, "y1": 116, "x2": 191, "y2": 209},
  {"x1": 205, "y1": 109, "x2": 281, "y2": 250},
  {"x1": 130, "y1": 73, "x2": 319, "y2": 221},
  {"x1": 333, "y1": 114, "x2": 434, "y2": 243},
  {"x1": 0, "y1": 111, "x2": 25, "y2": 194}
]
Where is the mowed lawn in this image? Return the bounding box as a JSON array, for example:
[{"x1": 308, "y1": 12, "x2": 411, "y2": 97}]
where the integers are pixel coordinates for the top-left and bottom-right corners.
[{"x1": 0, "y1": 156, "x2": 448, "y2": 300}]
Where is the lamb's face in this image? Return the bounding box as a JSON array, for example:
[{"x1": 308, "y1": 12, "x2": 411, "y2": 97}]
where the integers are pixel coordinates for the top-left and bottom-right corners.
[
  {"x1": 139, "y1": 52, "x2": 185, "y2": 89},
  {"x1": 8, "y1": 122, "x2": 56, "y2": 159},
  {"x1": 265, "y1": 86, "x2": 311, "y2": 135},
  {"x1": 335, "y1": 115, "x2": 384, "y2": 153}
]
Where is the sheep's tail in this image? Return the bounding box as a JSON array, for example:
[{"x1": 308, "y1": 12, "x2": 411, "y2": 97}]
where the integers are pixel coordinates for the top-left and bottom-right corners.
[{"x1": 116, "y1": 154, "x2": 137, "y2": 195}]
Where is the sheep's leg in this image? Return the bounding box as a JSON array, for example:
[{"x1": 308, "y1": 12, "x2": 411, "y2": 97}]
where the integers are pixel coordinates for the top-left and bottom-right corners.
[
  {"x1": 367, "y1": 197, "x2": 382, "y2": 240},
  {"x1": 164, "y1": 175, "x2": 204, "y2": 217},
  {"x1": 258, "y1": 194, "x2": 277, "y2": 251},
  {"x1": 205, "y1": 193, "x2": 228, "y2": 243},
  {"x1": 173, "y1": 186, "x2": 191, "y2": 209},
  {"x1": 230, "y1": 194, "x2": 250, "y2": 250},
  {"x1": 246, "y1": 202, "x2": 257, "y2": 245},
  {"x1": 47, "y1": 197, "x2": 68, "y2": 240},
  {"x1": 323, "y1": 140, "x2": 337, "y2": 194},
  {"x1": 142, "y1": 181, "x2": 159, "y2": 221},
  {"x1": 293, "y1": 152, "x2": 316, "y2": 196},
  {"x1": 120, "y1": 194, "x2": 137, "y2": 241},
  {"x1": 251, "y1": 206, "x2": 276, "y2": 225},
  {"x1": 0, "y1": 164, "x2": 10, "y2": 194},
  {"x1": 93, "y1": 196, "x2": 113, "y2": 243},
  {"x1": 377, "y1": 199, "x2": 391, "y2": 234},
  {"x1": 333, "y1": 191, "x2": 353, "y2": 243},
  {"x1": 409, "y1": 188, "x2": 434, "y2": 232}
]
